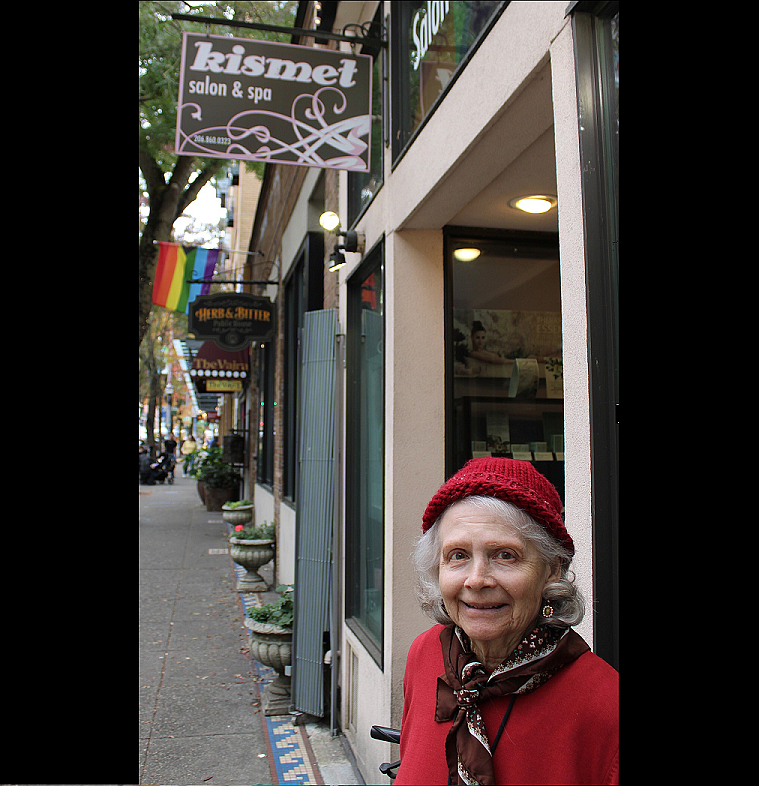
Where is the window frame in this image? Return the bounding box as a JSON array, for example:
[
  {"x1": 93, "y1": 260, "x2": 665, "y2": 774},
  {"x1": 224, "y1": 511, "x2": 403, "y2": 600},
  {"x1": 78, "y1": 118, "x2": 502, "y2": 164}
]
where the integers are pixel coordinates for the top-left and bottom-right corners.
[
  {"x1": 570, "y1": 0, "x2": 619, "y2": 670},
  {"x1": 390, "y1": 0, "x2": 509, "y2": 168},
  {"x1": 282, "y1": 232, "x2": 324, "y2": 503},
  {"x1": 347, "y1": 5, "x2": 386, "y2": 228},
  {"x1": 256, "y1": 339, "x2": 275, "y2": 487},
  {"x1": 344, "y1": 236, "x2": 386, "y2": 667},
  {"x1": 443, "y1": 225, "x2": 563, "y2": 480}
]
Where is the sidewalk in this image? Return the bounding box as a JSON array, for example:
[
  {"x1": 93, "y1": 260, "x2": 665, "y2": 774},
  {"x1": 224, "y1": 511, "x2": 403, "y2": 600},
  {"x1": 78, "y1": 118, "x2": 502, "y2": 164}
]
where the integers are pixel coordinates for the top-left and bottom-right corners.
[{"x1": 139, "y1": 465, "x2": 363, "y2": 786}]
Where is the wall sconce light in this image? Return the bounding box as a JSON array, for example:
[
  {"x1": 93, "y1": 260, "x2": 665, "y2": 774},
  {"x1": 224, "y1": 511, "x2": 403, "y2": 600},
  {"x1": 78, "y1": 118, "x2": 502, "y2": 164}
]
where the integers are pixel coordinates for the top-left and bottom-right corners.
[
  {"x1": 508, "y1": 195, "x2": 558, "y2": 214},
  {"x1": 319, "y1": 211, "x2": 341, "y2": 231},
  {"x1": 320, "y1": 211, "x2": 365, "y2": 271},
  {"x1": 328, "y1": 248, "x2": 346, "y2": 271}
]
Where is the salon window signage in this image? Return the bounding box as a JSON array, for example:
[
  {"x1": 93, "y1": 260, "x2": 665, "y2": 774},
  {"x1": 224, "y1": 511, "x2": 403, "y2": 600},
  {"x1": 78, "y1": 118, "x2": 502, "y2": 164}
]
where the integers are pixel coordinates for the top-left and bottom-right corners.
[
  {"x1": 393, "y1": 1, "x2": 506, "y2": 158},
  {"x1": 175, "y1": 32, "x2": 373, "y2": 172},
  {"x1": 411, "y1": 1, "x2": 452, "y2": 69}
]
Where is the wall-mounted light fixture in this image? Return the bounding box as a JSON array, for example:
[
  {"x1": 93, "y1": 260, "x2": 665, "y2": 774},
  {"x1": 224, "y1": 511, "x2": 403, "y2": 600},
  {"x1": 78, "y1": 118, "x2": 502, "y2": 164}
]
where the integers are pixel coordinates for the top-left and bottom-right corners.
[
  {"x1": 319, "y1": 211, "x2": 365, "y2": 271},
  {"x1": 319, "y1": 210, "x2": 341, "y2": 231},
  {"x1": 508, "y1": 195, "x2": 558, "y2": 214},
  {"x1": 328, "y1": 248, "x2": 346, "y2": 271}
]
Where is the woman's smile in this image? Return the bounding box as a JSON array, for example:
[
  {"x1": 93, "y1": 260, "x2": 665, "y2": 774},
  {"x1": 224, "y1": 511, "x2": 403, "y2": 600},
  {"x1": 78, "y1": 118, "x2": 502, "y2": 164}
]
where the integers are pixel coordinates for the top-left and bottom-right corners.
[{"x1": 461, "y1": 601, "x2": 507, "y2": 611}]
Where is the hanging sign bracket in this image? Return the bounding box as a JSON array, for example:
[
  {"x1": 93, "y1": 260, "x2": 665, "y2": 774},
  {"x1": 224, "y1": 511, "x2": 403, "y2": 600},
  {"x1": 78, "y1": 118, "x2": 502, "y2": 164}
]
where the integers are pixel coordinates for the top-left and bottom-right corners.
[{"x1": 171, "y1": 13, "x2": 387, "y2": 50}]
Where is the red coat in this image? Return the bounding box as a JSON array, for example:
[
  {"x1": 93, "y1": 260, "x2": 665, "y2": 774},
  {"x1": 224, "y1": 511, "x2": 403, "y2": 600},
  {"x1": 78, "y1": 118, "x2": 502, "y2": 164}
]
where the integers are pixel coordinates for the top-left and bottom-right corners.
[{"x1": 394, "y1": 625, "x2": 619, "y2": 785}]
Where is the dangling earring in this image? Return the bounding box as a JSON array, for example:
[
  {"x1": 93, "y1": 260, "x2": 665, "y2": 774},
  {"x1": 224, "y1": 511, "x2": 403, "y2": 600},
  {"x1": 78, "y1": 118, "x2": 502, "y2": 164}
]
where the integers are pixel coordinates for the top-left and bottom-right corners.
[{"x1": 541, "y1": 600, "x2": 554, "y2": 619}]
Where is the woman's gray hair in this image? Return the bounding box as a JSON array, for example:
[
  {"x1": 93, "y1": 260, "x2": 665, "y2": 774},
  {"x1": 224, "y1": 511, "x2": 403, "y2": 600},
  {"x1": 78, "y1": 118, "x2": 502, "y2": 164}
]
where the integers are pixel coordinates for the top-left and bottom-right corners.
[{"x1": 412, "y1": 495, "x2": 585, "y2": 629}]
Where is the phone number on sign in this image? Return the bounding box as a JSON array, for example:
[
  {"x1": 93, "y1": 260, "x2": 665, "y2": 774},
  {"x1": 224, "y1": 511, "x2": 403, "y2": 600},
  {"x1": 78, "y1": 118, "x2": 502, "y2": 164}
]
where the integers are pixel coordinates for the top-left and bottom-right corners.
[{"x1": 192, "y1": 134, "x2": 231, "y2": 145}]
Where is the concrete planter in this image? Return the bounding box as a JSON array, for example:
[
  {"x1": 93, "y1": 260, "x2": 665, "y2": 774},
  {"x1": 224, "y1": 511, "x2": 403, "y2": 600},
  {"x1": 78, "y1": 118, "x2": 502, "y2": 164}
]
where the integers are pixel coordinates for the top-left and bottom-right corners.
[
  {"x1": 229, "y1": 537, "x2": 274, "y2": 592},
  {"x1": 204, "y1": 485, "x2": 237, "y2": 511},
  {"x1": 245, "y1": 618, "x2": 292, "y2": 715},
  {"x1": 221, "y1": 503, "x2": 254, "y2": 527}
]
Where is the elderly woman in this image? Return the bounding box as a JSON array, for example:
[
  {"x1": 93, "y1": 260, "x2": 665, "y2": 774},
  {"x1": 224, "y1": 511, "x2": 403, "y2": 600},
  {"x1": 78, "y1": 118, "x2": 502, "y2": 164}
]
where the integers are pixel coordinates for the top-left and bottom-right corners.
[{"x1": 394, "y1": 458, "x2": 618, "y2": 785}]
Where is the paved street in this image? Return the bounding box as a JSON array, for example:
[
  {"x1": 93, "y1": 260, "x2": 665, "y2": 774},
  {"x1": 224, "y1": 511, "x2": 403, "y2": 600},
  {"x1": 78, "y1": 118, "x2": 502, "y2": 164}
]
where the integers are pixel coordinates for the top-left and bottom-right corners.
[{"x1": 139, "y1": 465, "x2": 362, "y2": 786}]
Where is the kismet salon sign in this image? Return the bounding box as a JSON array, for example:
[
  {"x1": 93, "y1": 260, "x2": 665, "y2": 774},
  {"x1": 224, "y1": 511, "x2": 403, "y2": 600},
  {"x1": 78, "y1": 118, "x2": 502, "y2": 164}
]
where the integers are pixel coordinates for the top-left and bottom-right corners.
[{"x1": 175, "y1": 32, "x2": 372, "y2": 171}]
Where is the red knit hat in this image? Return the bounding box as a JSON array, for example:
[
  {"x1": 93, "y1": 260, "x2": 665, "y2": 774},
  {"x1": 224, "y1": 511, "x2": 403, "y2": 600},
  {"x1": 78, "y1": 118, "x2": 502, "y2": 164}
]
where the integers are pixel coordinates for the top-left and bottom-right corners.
[{"x1": 422, "y1": 457, "x2": 574, "y2": 555}]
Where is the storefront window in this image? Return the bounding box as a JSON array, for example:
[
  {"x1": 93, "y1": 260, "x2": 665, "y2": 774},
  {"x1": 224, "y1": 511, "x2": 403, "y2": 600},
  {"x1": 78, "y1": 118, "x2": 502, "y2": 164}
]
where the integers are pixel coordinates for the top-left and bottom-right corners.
[
  {"x1": 391, "y1": 0, "x2": 506, "y2": 162},
  {"x1": 346, "y1": 242, "x2": 385, "y2": 664},
  {"x1": 347, "y1": 6, "x2": 385, "y2": 225},
  {"x1": 446, "y1": 230, "x2": 564, "y2": 500}
]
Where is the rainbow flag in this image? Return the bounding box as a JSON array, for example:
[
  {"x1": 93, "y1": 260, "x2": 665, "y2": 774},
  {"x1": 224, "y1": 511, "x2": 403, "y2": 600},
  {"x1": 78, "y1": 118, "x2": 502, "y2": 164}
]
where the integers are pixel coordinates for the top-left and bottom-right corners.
[{"x1": 152, "y1": 243, "x2": 221, "y2": 313}]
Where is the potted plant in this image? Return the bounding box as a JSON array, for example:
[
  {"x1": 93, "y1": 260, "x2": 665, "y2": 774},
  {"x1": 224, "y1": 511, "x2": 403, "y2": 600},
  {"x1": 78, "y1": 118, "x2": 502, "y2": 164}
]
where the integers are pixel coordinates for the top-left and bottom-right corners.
[
  {"x1": 245, "y1": 585, "x2": 293, "y2": 715},
  {"x1": 196, "y1": 447, "x2": 240, "y2": 510},
  {"x1": 229, "y1": 521, "x2": 275, "y2": 592},
  {"x1": 183, "y1": 447, "x2": 209, "y2": 502},
  {"x1": 182, "y1": 447, "x2": 205, "y2": 478},
  {"x1": 221, "y1": 498, "x2": 255, "y2": 527}
]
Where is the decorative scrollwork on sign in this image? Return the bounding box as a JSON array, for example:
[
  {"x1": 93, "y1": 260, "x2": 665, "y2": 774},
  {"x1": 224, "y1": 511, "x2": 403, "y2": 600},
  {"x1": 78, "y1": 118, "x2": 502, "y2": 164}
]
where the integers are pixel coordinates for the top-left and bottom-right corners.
[{"x1": 177, "y1": 87, "x2": 370, "y2": 171}]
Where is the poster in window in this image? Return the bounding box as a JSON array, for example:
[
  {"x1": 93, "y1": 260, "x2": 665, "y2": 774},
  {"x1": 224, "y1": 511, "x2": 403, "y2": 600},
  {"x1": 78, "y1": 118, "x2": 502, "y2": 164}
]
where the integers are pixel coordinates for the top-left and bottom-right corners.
[{"x1": 452, "y1": 309, "x2": 562, "y2": 379}]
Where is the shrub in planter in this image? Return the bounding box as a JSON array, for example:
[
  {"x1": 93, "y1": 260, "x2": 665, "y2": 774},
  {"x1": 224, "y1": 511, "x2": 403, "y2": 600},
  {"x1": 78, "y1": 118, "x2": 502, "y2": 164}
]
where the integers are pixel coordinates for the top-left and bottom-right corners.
[
  {"x1": 245, "y1": 585, "x2": 294, "y2": 714},
  {"x1": 229, "y1": 521, "x2": 275, "y2": 592},
  {"x1": 247, "y1": 584, "x2": 293, "y2": 628},
  {"x1": 195, "y1": 447, "x2": 240, "y2": 510},
  {"x1": 183, "y1": 448, "x2": 208, "y2": 502},
  {"x1": 183, "y1": 448, "x2": 206, "y2": 478},
  {"x1": 229, "y1": 521, "x2": 275, "y2": 541}
]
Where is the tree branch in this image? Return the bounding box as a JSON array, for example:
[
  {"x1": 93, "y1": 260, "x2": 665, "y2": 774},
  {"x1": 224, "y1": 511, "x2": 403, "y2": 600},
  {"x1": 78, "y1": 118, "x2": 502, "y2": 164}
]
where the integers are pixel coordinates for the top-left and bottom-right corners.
[
  {"x1": 167, "y1": 153, "x2": 196, "y2": 192},
  {"x1": 139, "y1": 147, "x2": 167, "y2": 197},
  {"x1": 177, "y1": 159, "x2": 225, "y2": 217}
]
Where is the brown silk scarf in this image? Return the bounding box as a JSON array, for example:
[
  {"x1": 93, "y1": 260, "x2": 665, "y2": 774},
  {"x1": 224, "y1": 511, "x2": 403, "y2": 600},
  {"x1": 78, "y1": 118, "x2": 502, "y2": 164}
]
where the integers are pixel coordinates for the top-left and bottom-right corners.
[{"x1": 435, "y1": 624, "x2": 589, "y2": 785}]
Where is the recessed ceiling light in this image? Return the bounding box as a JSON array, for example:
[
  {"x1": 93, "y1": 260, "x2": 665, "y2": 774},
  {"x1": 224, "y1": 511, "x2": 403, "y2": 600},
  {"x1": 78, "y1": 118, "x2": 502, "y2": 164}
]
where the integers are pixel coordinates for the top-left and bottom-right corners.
[
  {"x1": 508, "y1": 195, "x2": 558, "y2": 214},
  {"x1": 453, "y1": 247, "x2": 481, "y2": 262}
]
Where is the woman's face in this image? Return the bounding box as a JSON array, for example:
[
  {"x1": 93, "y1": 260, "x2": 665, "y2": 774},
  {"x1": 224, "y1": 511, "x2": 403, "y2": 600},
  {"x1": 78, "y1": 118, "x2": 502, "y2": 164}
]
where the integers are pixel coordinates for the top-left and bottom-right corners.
[
  {"x1": 437, "y1": 499, "x2": 559, "y2": 660},
  {"x1": 471, "y1": 330, "x2": 486, "y2": 350}
]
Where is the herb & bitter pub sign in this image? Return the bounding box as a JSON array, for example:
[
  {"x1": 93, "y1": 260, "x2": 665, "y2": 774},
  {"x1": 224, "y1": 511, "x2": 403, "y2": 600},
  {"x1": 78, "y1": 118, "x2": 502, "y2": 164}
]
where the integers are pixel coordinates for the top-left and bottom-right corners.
[{"x1": 188, "y1": 292, "x2": 275, "y2": 351}]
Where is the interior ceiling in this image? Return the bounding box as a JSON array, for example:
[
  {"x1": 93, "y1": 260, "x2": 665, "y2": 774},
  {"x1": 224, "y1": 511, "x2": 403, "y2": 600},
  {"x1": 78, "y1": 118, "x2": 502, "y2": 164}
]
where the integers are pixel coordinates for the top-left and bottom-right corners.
[{"x1": 448, "y1": 125, "x2": 559, "y2": 233}]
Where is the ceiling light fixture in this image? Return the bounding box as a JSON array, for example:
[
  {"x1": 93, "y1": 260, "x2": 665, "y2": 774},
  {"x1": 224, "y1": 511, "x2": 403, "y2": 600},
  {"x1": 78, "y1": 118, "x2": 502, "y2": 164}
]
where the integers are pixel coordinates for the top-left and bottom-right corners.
[
  {"x1": 508, "y1": 195, "x2": 558, "y2": 214},
  {"x1": 453, "y1": 247, "x2": 481, "y2": 262}
]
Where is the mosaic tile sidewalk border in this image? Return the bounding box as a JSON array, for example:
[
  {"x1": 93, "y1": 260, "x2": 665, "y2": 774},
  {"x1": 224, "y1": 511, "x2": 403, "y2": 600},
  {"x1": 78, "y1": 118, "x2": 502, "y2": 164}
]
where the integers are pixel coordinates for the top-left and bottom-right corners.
[{"x1": 223, "y1": 520, "x2": 323, "y2": 786}]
